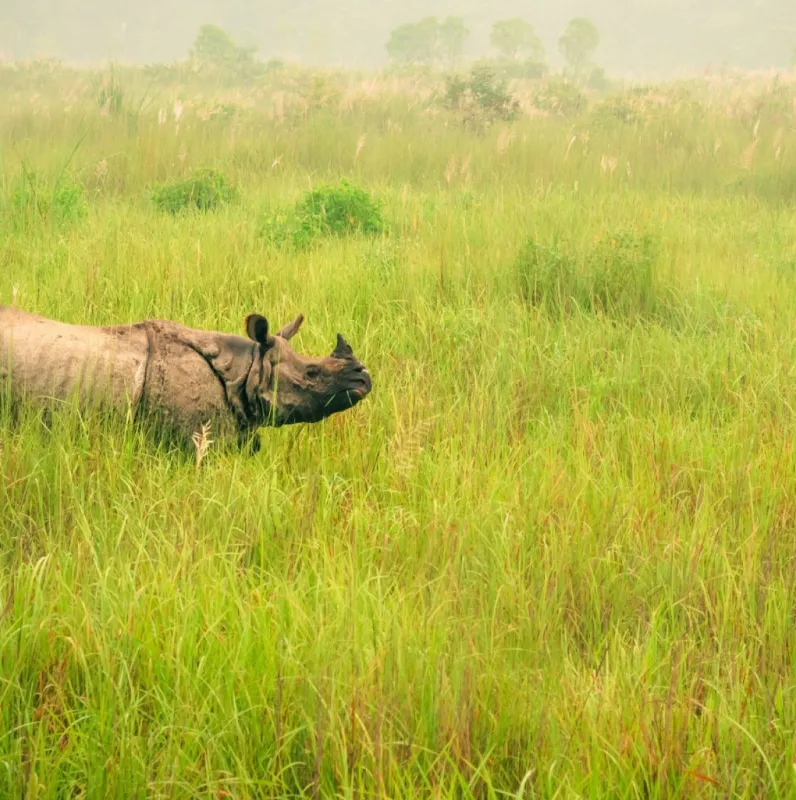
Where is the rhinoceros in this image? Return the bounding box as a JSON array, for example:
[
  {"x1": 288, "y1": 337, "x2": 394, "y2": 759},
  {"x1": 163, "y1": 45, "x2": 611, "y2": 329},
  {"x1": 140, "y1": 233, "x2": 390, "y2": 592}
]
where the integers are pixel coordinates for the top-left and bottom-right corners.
[{"x1": 0, "y1": 306, "x2": 372, "y2": 450}]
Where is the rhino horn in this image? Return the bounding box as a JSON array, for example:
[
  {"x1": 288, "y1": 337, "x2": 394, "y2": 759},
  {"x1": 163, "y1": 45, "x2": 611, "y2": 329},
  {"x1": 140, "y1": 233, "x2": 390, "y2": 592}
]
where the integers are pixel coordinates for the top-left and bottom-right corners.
[{"x1": 332, "y1": 333, "x2": 354, "y2": 360}]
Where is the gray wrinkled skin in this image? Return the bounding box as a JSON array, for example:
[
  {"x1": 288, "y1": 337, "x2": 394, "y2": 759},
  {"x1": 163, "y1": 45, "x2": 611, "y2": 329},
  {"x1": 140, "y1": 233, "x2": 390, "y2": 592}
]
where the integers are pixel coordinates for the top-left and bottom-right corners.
[{"x1": 0, "y1": 306, "x2": 372, "y2": 449}]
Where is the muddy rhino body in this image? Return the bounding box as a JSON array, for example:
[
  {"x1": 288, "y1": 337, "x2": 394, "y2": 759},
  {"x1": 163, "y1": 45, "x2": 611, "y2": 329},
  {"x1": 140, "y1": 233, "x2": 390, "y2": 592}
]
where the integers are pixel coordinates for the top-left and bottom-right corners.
[{"x1": 0, "y1": 306, "x2": 371, "y2": 446}]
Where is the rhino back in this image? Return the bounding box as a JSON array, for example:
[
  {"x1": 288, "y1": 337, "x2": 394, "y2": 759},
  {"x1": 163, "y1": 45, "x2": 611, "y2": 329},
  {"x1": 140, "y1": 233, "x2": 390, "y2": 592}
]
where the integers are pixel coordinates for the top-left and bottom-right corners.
[{"x1": 0, "y1": 306, "x2": 148, "y2": 410}]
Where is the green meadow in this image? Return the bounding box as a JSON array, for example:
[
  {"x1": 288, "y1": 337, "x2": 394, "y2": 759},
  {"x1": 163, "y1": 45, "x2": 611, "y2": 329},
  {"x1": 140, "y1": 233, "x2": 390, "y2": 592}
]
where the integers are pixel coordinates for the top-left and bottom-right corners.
[{"x1": 1, "y1": 61, "x2": 796, "y2": 796}]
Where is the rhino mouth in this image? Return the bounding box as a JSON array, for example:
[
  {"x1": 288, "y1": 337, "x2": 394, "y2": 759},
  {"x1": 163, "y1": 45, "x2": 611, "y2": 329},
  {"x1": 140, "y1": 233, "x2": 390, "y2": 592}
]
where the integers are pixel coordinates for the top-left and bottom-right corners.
[
  {"x1": 276, "y1": 370, "x2": 372, "y2": 426},
  {"x1": 323, "y1": 364, "x2": 372, "y2": 413},
  {"x1": 350, "y1": 368, "x2": 372, "y2": 399},
  {"x1": 326, "y1": 378, "x2": 371, "y2": 413}
]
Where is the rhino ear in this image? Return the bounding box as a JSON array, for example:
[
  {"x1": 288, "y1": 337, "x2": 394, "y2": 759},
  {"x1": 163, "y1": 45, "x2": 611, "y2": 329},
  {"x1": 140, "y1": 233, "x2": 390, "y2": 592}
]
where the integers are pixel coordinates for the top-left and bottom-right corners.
[
  {"x1": 276, "y1": 314, "x2": 304, "y2": 341},
  {"x1": 245, "y1": 314, "x2": 270, "y2": 346}
]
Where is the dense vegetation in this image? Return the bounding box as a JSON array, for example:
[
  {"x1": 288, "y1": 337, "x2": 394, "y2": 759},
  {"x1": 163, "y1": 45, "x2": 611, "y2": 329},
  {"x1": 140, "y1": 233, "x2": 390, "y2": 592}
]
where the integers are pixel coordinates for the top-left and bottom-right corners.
[{"x1": 1, "y1": 59, "x2": 796, "y2": 796}]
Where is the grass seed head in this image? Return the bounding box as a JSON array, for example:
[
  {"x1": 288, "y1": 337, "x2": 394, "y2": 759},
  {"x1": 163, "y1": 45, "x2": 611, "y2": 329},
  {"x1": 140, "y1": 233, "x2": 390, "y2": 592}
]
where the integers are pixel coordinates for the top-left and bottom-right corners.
[{"x1": 192, "y1": 421, "x2": 213, "y2": 470}]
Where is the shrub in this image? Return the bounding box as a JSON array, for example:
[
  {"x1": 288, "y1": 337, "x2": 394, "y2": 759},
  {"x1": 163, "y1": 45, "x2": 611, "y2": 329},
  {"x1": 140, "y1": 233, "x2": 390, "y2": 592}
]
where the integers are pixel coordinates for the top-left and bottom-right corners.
[
  {"x1": 188, "y1": 24, "x2": 265, "y2": 84},
  {"x1": 587, "y1": 66, "x2": 609, "y2": 91},
  {"x1": 516, "y1": 240, "x2": 575, "y2": 312},
  {"x1": 510, "y1": 59, "x2": 548, "y2": 79},
  {"x1": 592, "y1": 92, "x2": 647, "y2": 127},
  {"x1": 473, "y1": 57, "x2": 548, "y2": 81},
  {"x1": 258, "y1": 210, "x2": 296, "y2": 248},
  {"x1": 517, "y1": 230, "x2": 666, "y2": 320},
  {"x1": 295, "y1": 73, "x2": 344, "y2": 114},
  {"x1": 8, "y1": 168, "x2": 87, "y2": 229},
  {"x1": 259, "y1": 179, "x2": 385, "y2": 250},
  {"x1": 151, "y1": 168, "x2": 238, "y2": 213},
  {"x1": 191, "y1": 24, "x2": 257, "y2": 69},
  {"x1": 444, "y1": 66, "x2": 520, "y2": 129},
  {"x1": 532, "y1": 79, "x2": 587, "y2": 116},
  {"x1": 297, "y1": 180, "x2": 384, "y2": 237},
  {"x1": 588, "y1": 232, "x2": 660, "y2": 316},
  {"x1": 595, "y1": 87, "x2": 674, "y2": 126},
  {"x1": 592, "y1": 87, "x2": 702, "y2": 129}
]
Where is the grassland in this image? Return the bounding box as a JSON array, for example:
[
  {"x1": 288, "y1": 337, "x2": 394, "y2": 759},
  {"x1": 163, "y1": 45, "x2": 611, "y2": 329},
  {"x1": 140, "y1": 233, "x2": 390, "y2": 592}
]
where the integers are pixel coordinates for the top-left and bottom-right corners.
[{"x1": 1, "y1": 60, "x2": 796, "y2": 797}]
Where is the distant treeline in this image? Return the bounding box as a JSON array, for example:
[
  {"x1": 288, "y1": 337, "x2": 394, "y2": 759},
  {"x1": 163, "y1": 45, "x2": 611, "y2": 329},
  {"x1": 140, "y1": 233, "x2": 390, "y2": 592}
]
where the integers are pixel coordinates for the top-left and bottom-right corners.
[{"x1": 1, "y1": 0, "x2": 794, "y2": 74}]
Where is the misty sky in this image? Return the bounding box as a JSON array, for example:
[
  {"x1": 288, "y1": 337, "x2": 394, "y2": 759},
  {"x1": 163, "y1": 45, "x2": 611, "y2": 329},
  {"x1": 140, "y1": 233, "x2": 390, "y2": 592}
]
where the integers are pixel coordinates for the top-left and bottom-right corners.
[{"x1": 1, "y1": 0, "x2": 794, "y2": 76}]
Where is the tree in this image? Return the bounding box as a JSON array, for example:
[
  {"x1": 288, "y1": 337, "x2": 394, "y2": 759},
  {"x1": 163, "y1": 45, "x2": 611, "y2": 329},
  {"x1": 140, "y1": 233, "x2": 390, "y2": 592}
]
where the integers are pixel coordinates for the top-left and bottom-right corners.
[
  {"x1": 438, "y1": 17, "x2": 469, "y2": 66},
  {"x1": 558, "y1": 18, "x2": 600, "y2": 71},
  {"x1": 385, "y1": 17, "x2": 439, "y2": 65},
  {"x1": 191, "y1": 24, "x2": 255, "y2": 68},
  {"x1": 490, "y1": 18, "x2": 544, "y2": 62}
]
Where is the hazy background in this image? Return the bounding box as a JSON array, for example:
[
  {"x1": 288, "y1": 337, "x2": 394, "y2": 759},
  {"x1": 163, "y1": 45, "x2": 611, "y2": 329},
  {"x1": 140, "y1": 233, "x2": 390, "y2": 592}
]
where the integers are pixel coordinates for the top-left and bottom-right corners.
[{"x1": 1, "y1": 0, "x2": 794, "y2": 77}]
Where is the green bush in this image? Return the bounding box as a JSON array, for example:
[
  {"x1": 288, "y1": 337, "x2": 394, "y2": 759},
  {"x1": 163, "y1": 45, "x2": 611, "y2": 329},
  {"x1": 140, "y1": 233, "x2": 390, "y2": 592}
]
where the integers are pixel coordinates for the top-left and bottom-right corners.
[
  {"x1": 591, "y1": 87, "x2": 702, "y2": 130},
  {"x1": 592, "y1": 91, "x2": 646, "y2": 127},
  {"x1": 8, "y1": 168, "x2": 87, "y2": 229},
  {"x1": 258, "y1": 210, "x2": 296, "y2": 248},
  {"x1": 532, "y1": 79, "x2": 587, "y2": 116},
  {"x1": 151, "y1": 168, "x2": 238, "y2": 213},
  {"x1": 588, "y1": 232, "x2": 660, "y2": 316},
  {"x1": 260, "y1": 179, "x2": 385, "y2": 249},
  {"x1": 516, "y1": 239, "x2": 576, "y2": 311},
  {"x1": 517, "y1": 230, "x2": 666, "y2": 319},
  {"x1": 592, "y1": 88, "x2": 669, "y2": 127},
  {"x1": 297, "y1": 180, "x2": 384, "y2": 237},
  {"x1": 512, "y1": 59, "x2": 547, "y2": 79},
  {"x1": 189, "y1": 24, "x2": 265, "y2": 84},
  {"x1": 472, "y1": 57, "x2": 548, "y2": 81},
  {"x1": 586, "y1": 66, "x2": 609, "y2": 91},
  {"x1": 444, "y1": 66, "x2": 520, "y2": 129}
]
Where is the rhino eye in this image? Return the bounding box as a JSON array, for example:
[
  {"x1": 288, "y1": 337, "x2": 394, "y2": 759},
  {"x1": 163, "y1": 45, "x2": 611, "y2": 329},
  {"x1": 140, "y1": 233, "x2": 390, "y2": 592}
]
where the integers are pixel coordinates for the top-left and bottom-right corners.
[{"x1": 305, "y1": 366, "x2": 322, "y2": 380}]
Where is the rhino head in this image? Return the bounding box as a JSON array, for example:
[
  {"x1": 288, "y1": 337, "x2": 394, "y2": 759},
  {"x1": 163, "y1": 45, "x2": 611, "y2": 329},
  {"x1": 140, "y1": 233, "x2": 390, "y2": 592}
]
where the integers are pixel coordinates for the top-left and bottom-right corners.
[{"x1": 243, "y1": 313, "x2": 372, "y2": 427}]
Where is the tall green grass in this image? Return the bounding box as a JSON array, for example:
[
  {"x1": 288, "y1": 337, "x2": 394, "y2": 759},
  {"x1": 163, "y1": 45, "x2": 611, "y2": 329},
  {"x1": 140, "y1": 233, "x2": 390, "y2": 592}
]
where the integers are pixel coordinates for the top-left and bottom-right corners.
[{"x1": 1, "y1": 63, "x2": 796, "y2": 797}]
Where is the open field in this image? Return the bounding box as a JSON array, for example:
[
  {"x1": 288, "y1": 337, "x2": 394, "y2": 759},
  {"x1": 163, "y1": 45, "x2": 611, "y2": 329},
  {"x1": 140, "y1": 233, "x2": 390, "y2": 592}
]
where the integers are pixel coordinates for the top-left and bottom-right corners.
[{"x1": 1, "y1": 62, "x2": 796, "y2": 797}]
